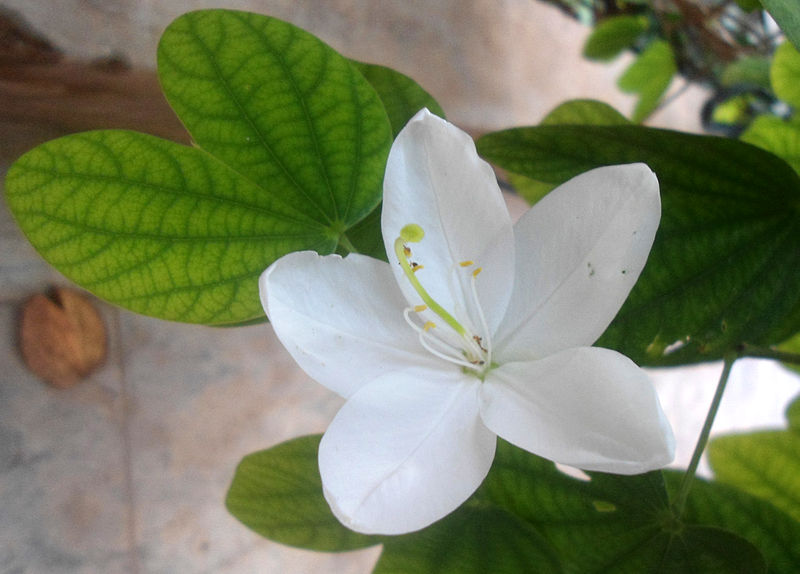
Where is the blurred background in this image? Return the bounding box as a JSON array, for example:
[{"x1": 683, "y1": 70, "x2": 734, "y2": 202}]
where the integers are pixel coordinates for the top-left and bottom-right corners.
[{"x1": 1, "y1": 1, "x2": 798, "y2": 572}]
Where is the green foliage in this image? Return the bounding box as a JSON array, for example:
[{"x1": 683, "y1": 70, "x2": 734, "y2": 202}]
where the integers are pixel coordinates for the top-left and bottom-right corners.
[
  {"x1": 352, "y1": 62, "x2": 445, "y2": 136},
  {"x1": 762, "y1": 1, "x2": 800, "y2": 52},
  {"x1": 225, "y1": 435, "x2": 380, "y2": 551},
  {"x1": 5, "y1": 10, "x2": 445, "y2": 324},
  {"x1": 373, "y1": 506, "x2": 563, "y2": 574},
  {"x1": 664, "y1": 471, "x2": 800, "y2": 574},
  {"x1": 477, "y1": 120, "x2": 800, "y2": 365},
  {"x1": 721, "y1": 57, "x2": 772, "y2": 90},
  {"x1": 772, "y1": 42, "x2": 800, "y2": 109},
  {"x1": 5, "y1": 130, "x2": 335, "y2": 325},
  {"x1": 617, "y1": 40, "x2": 676, "y2": 123},
  {"x1": 708, "y1": 397, "x2": 800, "y2": 523},
  {"x1": 508, "y1": 100, "x2": 628, "y2": 205},
  {"x1": 741, "y1": 116, "x2": 800, "y2": 174},
  {"x1": 229, "y1": 436, "x2": 782, "y2": 572},
  {"x1": 156, "y1": 10, "x2": 390, "y2": 234},
  {"x1": 582, "y1": 15, "x2": 649, "y2": 61}
]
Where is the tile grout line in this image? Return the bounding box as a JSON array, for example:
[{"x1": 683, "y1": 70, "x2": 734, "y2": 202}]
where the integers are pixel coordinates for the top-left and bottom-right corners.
[{"x1": 114, "y1": 309, "x2": 142, "y2": 574}]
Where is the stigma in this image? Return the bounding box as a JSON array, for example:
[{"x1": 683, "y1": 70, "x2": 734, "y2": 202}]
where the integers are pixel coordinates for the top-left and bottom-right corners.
[{"x1": 395, "y1": 224, "x2": 492, "y2": 376}]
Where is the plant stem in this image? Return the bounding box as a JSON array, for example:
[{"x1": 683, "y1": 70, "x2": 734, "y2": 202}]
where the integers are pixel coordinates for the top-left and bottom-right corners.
[
  {"x1": 672, "y1": 353, "x2": 736, "y2": 517},
  {"x1": 737, "y1": 343, "x2": 800, "y2": 365},
  {"x1": 337, "y1": 233, "x2": 358, "y2": 254}
]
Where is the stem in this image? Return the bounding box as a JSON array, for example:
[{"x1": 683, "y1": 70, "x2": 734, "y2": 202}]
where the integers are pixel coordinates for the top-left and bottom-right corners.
[
  {"x1": 672, "y1": 353, "x2": 736, "y2": 517},
  {"x1": 337, "y1": 233, "x2": 358, "y2": 255},
  {"x1": 737, "y1": 343, "x2": 800, "y2": 365}
]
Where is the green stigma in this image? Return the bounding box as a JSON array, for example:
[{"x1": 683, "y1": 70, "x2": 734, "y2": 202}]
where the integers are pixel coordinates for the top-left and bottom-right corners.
[{"x1": 400, "y1": 223, "x2": 425, "y2": 243}]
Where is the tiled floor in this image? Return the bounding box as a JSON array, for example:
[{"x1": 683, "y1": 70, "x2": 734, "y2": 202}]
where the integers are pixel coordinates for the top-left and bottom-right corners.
[{"x1": 2, "y1": 2, "x2": 800, "y2": 573}]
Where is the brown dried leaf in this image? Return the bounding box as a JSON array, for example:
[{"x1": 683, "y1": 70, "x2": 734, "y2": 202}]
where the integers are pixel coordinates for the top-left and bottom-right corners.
[{"x1": 19, "y1": 288, "x2": 107, "y2": 388}]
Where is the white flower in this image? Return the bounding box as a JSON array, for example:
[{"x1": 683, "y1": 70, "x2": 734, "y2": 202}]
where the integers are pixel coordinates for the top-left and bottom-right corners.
[{"x1": 260, "y1": 109, "x2": 674, "y2": 535}]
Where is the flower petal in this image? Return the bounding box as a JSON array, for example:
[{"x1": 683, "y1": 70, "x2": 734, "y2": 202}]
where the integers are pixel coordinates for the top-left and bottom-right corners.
[
  {"x1": 319, "y1": 370, "x2": 495, "y2": 534},
  {"x1": 381, "y1": 109, "x2": 514, "y2": 335},
  {"x1": 480, "y1": 346, "x2": 674, "y2": 474},
  {"x1": 494, "y1": 164, "x2": 660, "y2": 362},
  {"x1": 260, "y1": 251, "x2": 438, "y2": 398}
]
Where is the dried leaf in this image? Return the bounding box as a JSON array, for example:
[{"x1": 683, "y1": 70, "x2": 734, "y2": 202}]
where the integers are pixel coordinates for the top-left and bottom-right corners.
[{"x1": 19, "y1": 288, "x2": 107, "y2": 388}]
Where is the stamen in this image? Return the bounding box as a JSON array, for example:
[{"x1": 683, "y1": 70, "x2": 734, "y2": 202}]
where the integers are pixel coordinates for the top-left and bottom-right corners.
[
  {"x1": 403, "y1": 307, "x2": 480, "y2": 371},
  {"x1": 394, "y1": 226, "x2": 467, "y2": 338},
  {"x1": 395, "y1": 223, "x2": 491, "y2": 375},
  {"x1": 469, "y1": 270, "x2": 492, "y2": 368}
]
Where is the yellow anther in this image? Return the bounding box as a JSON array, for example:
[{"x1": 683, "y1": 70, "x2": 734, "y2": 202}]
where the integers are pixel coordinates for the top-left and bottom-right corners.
[
  {"x1": 403, "y1": 245, "x2": 411, "y2": 256},
  {"x1": 412, "y1": 264, "x2": 424, "y2": 273},
  {"x1": 459, "y1": 260, "x2": 474, "y2": 267},
  {"x1": 472, "y1": 267, "x2": 483, "y2": 277},
  {"x1": 423, "y1": 321, "x2": 436, "y2": 331},
  {"x1": 414, "y1": 305, "x2": 428, "y2": 313}
]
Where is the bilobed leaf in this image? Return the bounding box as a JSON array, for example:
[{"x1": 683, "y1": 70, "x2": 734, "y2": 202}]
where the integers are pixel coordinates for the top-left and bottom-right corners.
[
  {"x1": 709, "y1": 431, "x2": 800, "y2": 523},
  {"x1": 772, "y1": 42, "x2": 800, "y2": 108},
  {"x1": 477, "y1": 125, "x2": 800, "y2": 365},
  {"x1": 476, "y1": 440, "x2": 764, "y2": 572},
  {"x1": 5, "y1": 10, "x2": 392, "y2": 324},
  {"x1": 583, "y1": 15, "x2": 649, "y2": 61},
  {"x1": 664, "y1": 471, "x2": 800, "y2": 574},
  {"x1": 509, "y1": 100, "x2": 629, "y2": 205},
  {"x1": 708, "y1": 400, "x2": 800, "y2": 523},
  {"x1": 225, "y1": 434, "x2": 380, "y2": 552},
  {"x1": 375, "y1": 506, "x2": 563, "y2": 574},
  {"x1": 5, "y1": 131, "x2": 332, "y2": 324},
  {"x1": 762, "y1": 1, "x2": 800, "y2": 52},
  {"x1": 352, "y1": 61, "x2": 445, "y2": 136},
  {"x1": 158, "y1": 10, "x2": 391, "y2": 231},
  {"x1": 618, "y1": 40, "x2": 676, "y2": 123},
  {"x1": 741, "y1": 115, "x2": 800, "y2": 174}
]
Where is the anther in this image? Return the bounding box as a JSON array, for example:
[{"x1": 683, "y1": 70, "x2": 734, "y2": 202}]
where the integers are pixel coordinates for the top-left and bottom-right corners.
[
  {"x1": 423, "y1": 321, "x2": 436, "y2": 331},
  {"x1": 472, "y1": 267, "x2": 482, "y2": 277},
  {"x1": 414, "y1": 305, "x2": 427, "y2": 313},
  {"x1": 459, "y1": 260, "x2": 474, "y2": 267}
]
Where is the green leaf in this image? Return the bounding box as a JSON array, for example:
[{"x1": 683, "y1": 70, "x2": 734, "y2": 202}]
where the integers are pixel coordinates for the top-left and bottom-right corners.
[
  {"x1": 762, "y1": 1, "x2": 800, "y2": 52},
  {"x1": 352, "y1": 62, "x2": 445, "y2": 136},
  {"x1": 375, "y1": 506, "x2": 563, "y2": 574},
  {"x1": 477, "y1": 441, "x2": 764, "y2": 572},
  {"x1": 772, "y1": 42, "x2": 800, "y2": 109},
  {"x1": 509, "y1": 100, "x2": 629, "y2": 205},
  {"x1": 583, "y1": 15, "x2": 649, "y2": 61},
  {"x1": 477, "y1": 125, "x2": 800, "y2": 365},
  {"x1": 618, "y1": 40, "x2": 676, "y2": 123},
  {"x1": 540, "y1": 99, "x2": 630, "y2": 127},
  {"x1": 708, "y1": 431, "x2": 800, "y2": 522},
  {"x1": 721, "y1": 57, "x2": 772, "y2": 90},
  {"x1": 778, "y1": 332, "x2": 800, "y2": 375},
  {"x1": 5, "y1": 130, "x2": 333, "y2": 324},
  {"x1": 787, "y1": 394, "x2": 800, "y2": 430},
  {"x1": 158, "y1": 10, "x2": 391, "y2": 232},
  {"x1": 741, "y1": 116, "x2": 800, "y2": 174},
  {"x1": 225, "y1": 434, "x2": 380, "y2": 552},
  {"x1": 6, "y1": 10, "x2": 393, "y2": 324},
  {"x1": 664, "y1": 471, "x2": 800, "y2": 574}
]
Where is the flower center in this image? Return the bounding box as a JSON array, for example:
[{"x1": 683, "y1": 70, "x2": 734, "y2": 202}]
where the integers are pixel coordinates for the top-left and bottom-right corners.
[{"x1": 394, "y1": 224, "x2": 492, "y2": 376}]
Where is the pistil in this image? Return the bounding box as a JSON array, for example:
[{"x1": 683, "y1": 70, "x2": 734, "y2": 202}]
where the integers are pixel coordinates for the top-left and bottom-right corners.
[{"x1": 395, "y1": 224, "x2": 490, "y2": 373}]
